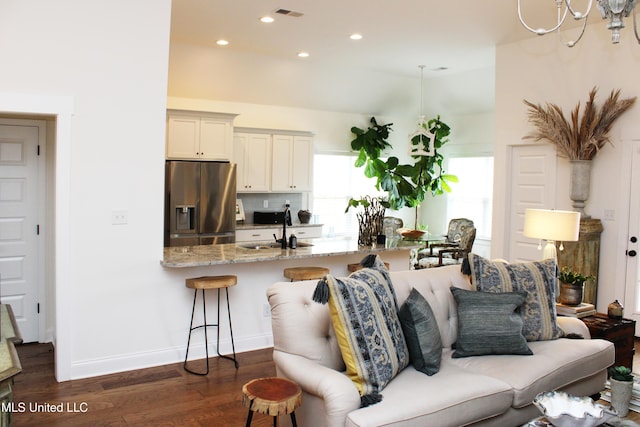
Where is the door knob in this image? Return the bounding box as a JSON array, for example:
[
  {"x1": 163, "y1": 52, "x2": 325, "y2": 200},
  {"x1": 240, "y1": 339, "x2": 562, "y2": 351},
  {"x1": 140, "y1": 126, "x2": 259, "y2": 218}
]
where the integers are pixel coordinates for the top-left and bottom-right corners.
[
  {"x1": 628, "y1": 250, "x2": 637, "y2": 257},
  {"x1": 631, "y1": 236, "x2": 638, "y2": 243}
]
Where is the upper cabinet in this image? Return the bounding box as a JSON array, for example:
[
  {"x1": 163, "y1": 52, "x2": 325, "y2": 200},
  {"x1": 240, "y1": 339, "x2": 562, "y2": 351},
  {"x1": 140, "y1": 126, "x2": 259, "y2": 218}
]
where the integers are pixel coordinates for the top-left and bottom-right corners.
[
  {"x1": 271, "y1": 135, "x2": 313, "y2": 192},
  {"x1": 235, "y1": 128, "x2": 314, "y2": 193},
  {"x1": 235, "y1": 132, "x2": 272, "y2": 192},
  {"x1": 166, "y1": 110, "x2": 238, "y2": 161}
]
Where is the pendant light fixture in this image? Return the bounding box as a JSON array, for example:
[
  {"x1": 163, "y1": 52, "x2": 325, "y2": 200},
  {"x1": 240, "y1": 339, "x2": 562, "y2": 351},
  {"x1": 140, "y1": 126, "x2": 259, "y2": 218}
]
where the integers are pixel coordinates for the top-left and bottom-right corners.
[
  {"x1": 408, "y1": 65, "x2": 435, "y2": 157},
  {"x1": 518, "y1": 0, "x2": 640, "y2": 47}
]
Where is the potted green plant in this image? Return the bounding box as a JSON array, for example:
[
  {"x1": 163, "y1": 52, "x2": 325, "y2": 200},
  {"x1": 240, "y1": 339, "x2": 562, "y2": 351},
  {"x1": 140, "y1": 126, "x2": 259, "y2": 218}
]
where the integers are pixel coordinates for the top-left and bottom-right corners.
[
  {"x1": 608, "y1": 366, "x2": 634, "y2": 417},
  {"x1": 349, "y1": 116, "x2": 457, "y2": 232},
  {"x1": 558, "y1": 267, "x2": 594, "y2": 306},
  {"x1": 345, "y1": 195, "x2": 387, "y2": 246}
]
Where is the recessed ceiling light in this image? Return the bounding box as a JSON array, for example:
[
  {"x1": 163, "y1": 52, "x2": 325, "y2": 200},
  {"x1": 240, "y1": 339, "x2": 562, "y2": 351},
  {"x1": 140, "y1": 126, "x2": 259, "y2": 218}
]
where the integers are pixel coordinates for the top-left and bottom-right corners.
[
  {"x1": 349, "y1": 33, "x2": 363, "y2": 40},
  {"x1": 260, "y1": 16, "x2": 274, "y2": 23},
  {"x1": 216, "y1": 39, "x2": 229, "y2": 46},
  {"x1": 297, "y1": 52, "x2": 309, "y2": 58}
]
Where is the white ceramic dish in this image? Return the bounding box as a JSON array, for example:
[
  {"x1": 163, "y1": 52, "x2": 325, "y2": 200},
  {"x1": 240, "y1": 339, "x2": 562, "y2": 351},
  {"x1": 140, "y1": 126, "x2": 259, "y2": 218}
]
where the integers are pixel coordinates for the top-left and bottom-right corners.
[{"x1": 532, "y1": 391, "x2": 617, "y2": 427}]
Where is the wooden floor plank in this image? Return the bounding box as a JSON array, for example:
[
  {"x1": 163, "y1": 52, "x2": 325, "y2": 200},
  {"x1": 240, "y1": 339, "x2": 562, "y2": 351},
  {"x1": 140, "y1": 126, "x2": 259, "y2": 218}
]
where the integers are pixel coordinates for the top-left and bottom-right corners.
[
  {"x1": 11, "y1": 343, "x2": 277, "y2": 426},
  {"x1": 10, "y1": 333, "x2": 640, "y2": 425}
]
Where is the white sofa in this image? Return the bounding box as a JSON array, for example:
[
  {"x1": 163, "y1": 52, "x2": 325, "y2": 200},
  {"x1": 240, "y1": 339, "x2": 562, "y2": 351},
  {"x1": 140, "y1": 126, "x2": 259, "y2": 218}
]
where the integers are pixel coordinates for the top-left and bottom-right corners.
[{"x1": 266, "y1": 265, "x2": 615, "y2": 427}]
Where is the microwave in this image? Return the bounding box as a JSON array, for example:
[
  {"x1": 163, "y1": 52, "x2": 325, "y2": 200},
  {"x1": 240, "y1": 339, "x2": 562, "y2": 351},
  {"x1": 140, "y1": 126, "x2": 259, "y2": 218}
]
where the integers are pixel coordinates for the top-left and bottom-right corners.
[{"x1": 253, "y1": 211, "x2": 286, "y2": 224}]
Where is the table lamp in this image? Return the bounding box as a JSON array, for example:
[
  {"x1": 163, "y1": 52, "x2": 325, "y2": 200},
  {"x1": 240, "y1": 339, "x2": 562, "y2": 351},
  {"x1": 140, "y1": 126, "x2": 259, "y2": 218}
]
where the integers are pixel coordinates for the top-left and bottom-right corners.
[{"x1": 523, "y1": 209, "x2": 581, "y2": 261}]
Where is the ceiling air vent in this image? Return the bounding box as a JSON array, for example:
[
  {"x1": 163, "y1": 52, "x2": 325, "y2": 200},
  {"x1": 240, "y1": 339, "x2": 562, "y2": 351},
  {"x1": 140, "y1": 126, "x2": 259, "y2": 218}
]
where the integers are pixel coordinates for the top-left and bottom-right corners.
[{"x1": 274, "y1": 8, "x2": 304, "y2": 18}]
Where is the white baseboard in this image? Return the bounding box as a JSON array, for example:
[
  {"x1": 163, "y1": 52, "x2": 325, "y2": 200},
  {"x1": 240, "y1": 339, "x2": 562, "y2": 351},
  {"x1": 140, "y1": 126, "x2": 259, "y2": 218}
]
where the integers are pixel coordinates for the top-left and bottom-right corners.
[{"x1": 68, "y1": 334, "x2": 274, "y2": 380}]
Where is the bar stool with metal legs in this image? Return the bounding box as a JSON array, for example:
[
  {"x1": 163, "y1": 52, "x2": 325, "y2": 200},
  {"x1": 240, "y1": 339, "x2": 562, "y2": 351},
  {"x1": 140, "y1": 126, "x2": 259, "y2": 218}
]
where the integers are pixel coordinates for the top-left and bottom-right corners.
[{"x1": 184, "y1": 275, "x2": 239, "y2": 375}]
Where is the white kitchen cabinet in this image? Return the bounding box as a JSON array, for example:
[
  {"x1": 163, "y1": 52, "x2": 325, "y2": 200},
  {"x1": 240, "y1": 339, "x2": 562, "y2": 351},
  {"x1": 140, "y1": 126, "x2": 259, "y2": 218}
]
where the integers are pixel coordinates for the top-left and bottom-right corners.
[
  {"x1": 236, "y1": 225, "x2": 323, "y2": 242},
  {"x1": 166, "y1": 110, "x2": 237, "y2": 160},
  {"x1": 235, "y1": 228, "x2": 278, "y2": 242},
  {"x1": 234, "y1": 133, "x2": 272, "y2": 192},
  {"x1": 271, "y1": 135, "x2": 313, "y2": 192},
  {"x1": 288, "y1": 225, "x2": 322, "y2": 239}
]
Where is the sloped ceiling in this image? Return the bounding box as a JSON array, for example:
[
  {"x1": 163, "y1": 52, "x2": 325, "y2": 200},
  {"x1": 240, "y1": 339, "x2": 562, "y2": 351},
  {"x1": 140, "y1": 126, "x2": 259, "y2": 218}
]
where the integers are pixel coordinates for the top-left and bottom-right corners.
[{"x1": 169, "y1": 0, "x2": 590, "y2": 114}]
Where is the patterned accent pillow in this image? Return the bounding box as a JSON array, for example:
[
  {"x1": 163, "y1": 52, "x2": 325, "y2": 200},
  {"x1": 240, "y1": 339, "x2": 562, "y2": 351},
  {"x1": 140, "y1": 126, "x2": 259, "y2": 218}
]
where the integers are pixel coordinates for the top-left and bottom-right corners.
[
  {"x1": 468, "y1": 253, "x2": 562, "y2": 341},
  {"x1": 451, "y1": 287, "x2": 533, "y2": 357},
  {"x1": 398, "y1": 288, "x2": 442, "y2": 375},
  {"x1": 320, "y1": 255, "x2": 409, "y2": 404}
]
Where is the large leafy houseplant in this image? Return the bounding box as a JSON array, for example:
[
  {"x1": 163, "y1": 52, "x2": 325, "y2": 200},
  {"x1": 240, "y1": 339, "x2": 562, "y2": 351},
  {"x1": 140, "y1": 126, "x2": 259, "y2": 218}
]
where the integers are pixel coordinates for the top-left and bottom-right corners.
[{"x1": 348, "y1": 116, "x2": 457, "y2": 230}]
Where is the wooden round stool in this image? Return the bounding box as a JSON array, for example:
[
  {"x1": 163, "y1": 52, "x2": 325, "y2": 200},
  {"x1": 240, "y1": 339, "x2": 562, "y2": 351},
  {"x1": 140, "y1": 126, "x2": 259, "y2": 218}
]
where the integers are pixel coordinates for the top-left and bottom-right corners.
[
  {"x1": 184, "y1": 275, "x2": 239, "y2": 375},
  {"x1": 347, "y1": 262, "x2": 390, "y2": 272},
  {"x1": 283, "y1": 266, "x2": 329, "y2": 281},
  {"x1": 242, "y1": 377, "x2": 301, "y2": 427}
]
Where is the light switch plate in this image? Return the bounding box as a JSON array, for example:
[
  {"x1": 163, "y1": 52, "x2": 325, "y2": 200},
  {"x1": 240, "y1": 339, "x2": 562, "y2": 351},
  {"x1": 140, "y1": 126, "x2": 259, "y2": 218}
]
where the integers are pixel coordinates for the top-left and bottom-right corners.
[
  {"x1": 604, "y1": 209, "x2": 615, "y2": 221},
  {"x1": 112, "y1": 210, "x2": 128, "y2": 225}
]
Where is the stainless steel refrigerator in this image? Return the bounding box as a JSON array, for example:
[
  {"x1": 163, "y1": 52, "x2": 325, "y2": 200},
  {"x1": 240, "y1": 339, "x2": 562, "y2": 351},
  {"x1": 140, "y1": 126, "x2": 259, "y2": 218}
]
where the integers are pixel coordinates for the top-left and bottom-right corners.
[{"x1": 164, "y1": 161, "x2": 236, "y2": 247}]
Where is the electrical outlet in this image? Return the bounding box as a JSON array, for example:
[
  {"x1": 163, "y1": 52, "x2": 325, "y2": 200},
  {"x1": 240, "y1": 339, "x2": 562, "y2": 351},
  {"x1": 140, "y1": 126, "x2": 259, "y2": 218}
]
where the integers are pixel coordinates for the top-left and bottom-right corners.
[
  {"x1": 263, "y1": 200, "x2": 269, "y2": 208},
  {"x1": 111, "y1": 210, "x2": 128, "y2": 225},
  {"x1": 604, "y1": 209, "x2": 615, "y2": 221},
  {"x1": 263, "y1": 304, "x2": 271, "y2": 317},
  {"x1": 285, "y1": 200, "x2": 290, "y2": 206}
]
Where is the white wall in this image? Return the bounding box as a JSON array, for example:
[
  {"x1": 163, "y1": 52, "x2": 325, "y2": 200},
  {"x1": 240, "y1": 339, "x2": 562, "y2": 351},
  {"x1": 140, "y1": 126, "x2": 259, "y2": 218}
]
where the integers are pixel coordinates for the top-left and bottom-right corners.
[
  {"x1": 0, "y1": 1, "x2": 497, "y2": 380},
  {"x1": 493, "y1": 23, "x2": 640, "y2": 312},
  {"x1": 0, "y1": 0, "x2": 172, "y2": 380}
]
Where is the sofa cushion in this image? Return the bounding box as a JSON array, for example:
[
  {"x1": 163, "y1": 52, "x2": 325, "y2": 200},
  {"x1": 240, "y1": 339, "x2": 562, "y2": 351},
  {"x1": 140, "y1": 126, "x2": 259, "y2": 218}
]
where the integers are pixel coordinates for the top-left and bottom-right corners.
[
  {"x1": 447, "y1": 338, "x2": 614, "y2": 408},
  {"x1": 398, "y1": 288, "x2": 442, "y2": 376},
  {"x1": 451, "y1": 287, "x2": 532, "y2": 357},
  {"x1": 314, "y1": 255, "x2": 409, "y2": 404},
  {"x1": 346, "y1": 361, "x2": 514, "y2": 427},
  {"x1": 468, "y1": 253, "x2": 563, "y2": 342}
]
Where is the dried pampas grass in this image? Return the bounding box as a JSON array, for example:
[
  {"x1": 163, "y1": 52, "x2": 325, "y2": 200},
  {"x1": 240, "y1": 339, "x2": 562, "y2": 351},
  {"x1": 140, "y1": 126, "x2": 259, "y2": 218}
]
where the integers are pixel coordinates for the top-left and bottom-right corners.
[{"x1": 523, "y1": 87, "x2": 636, "y2": 160}]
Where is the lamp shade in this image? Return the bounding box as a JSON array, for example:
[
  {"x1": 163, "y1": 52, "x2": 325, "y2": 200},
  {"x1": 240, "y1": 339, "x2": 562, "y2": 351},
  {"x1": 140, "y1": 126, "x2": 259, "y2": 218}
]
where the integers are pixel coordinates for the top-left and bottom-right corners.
[{"x1": 523, "y1": 209, "x2": 581, "y2": 242}]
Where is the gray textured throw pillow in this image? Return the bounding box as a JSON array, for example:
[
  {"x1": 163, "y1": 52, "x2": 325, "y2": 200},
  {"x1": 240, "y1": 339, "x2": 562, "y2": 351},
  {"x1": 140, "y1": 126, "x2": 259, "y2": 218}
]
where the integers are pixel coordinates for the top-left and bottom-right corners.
[
  {"x1": 451, "y1": 287, "x2": 533, "y2": 358},
  {"x1": 399, "y1": 288, "x2": 442, "y2": 375},
  {"x1": 468, "y1": 253, "x2": 562, "y2": 342}
]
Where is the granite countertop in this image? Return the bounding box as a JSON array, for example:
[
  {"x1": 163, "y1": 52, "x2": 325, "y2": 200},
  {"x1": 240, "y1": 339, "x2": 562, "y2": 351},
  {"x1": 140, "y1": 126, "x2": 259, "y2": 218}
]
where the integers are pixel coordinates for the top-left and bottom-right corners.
[{"x1": 161, "y1": 237, "x2": 422, "y2": 268}]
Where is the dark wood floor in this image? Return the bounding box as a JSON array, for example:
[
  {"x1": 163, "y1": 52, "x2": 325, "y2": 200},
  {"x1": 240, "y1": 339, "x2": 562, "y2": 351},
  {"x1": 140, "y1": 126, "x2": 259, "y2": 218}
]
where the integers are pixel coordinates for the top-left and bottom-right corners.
[
  {"x1": 11, "y1": 343, "x2": 277, "y2": 426},
  {"x1": 9, "y1": 338, "x2": 640, "y2": 426}
]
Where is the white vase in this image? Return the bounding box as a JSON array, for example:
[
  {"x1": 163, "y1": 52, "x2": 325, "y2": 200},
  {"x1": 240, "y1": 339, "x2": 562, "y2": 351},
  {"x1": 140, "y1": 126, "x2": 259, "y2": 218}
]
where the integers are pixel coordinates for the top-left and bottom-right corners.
[
  {"x1": 570, "y1": 160, "x2": 592, "y2": 218},
  {"x1": 610, "y1": 378, "x2": 633, "y2": 417}
]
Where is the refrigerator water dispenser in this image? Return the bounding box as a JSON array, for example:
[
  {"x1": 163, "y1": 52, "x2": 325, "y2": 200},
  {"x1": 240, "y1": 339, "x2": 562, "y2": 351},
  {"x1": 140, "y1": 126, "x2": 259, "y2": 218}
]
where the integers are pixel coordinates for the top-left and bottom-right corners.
[{"x1": 176, "y1": 205, "x2": 195, "y2": 231}]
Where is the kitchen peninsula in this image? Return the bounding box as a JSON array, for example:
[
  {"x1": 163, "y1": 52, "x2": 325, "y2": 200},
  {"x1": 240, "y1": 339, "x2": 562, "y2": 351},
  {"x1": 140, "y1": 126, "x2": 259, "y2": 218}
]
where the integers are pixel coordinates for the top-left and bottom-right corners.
[
  {"x1": 161, "y1": 237, "x2": 421, "y2": 269},
  {"x1": 160, "y1": 237, "x2": 422, "y2": 356}
]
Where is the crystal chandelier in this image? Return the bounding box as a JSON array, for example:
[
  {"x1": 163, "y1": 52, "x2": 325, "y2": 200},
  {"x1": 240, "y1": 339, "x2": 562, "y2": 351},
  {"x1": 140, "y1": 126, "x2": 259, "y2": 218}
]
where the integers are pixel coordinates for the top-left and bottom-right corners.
[
  {"x1": 517, "y1": 0, "x2": 640, "y2": 47},
  {"x1": 408, "y1": 65, "x2": 435, "y2": 157}
]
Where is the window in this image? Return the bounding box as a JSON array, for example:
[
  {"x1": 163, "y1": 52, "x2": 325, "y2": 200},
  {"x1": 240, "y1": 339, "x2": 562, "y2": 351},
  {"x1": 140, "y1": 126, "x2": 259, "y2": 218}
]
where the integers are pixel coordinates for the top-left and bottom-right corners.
[
  {"x1": 312, "y1": 154, "x2": 382, "y2": 237},
  {"x1": 446, "y1": 156, "x2": 493, "y2": 240}
]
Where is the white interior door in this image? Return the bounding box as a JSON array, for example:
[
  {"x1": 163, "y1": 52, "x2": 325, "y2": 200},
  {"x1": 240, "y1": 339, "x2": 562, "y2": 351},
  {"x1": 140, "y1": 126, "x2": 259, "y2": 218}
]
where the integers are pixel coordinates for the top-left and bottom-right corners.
[
  {"x1": 623, "y1": 141, "x2": 640, "y2": 335},
  {"x1": 507, "y1": 144, "x2": 557, "y2": 262},
  {"x1": 0, "y1": 123, "x2": 42, "y2": 342}
]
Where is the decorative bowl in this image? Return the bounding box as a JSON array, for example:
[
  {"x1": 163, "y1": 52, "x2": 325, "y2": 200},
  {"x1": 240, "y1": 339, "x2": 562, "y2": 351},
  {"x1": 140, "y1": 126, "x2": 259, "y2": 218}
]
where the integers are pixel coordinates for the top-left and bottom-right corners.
[
  {"x1": 533, "y1": 391, "x2": 617, "y2": 427},
  {"x1": 400, "y1": 229, "x2": 426, "y2": 240}
]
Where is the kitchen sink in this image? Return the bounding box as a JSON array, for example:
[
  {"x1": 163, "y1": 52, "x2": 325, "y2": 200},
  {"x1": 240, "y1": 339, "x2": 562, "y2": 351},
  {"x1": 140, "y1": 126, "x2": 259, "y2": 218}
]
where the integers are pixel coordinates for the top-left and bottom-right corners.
[{"x1": 239, "y1": 242, "x2": 313, "y2": 250}]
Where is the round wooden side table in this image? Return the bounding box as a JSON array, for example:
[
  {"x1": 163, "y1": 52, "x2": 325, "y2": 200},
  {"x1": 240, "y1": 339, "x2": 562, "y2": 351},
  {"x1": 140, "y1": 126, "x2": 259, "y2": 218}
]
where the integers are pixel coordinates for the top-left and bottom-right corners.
[{"x1": 242, "y1": 377, "x2": 301, "y2": 427}]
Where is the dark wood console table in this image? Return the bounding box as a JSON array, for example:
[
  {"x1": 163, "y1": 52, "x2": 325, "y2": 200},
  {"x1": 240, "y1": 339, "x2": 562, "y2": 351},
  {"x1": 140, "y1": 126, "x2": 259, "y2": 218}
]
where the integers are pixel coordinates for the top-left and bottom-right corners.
[{"x1": 581, "y1": 312, "x2": 635, "y2": 370}]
